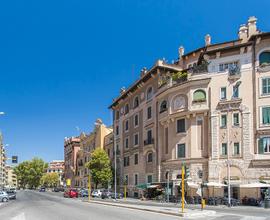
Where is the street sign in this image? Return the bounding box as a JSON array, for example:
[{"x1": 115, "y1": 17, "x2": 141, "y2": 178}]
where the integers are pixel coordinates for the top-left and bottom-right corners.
[{"x1": 12, "y1": 156, "x2": 18, "y2": 163}]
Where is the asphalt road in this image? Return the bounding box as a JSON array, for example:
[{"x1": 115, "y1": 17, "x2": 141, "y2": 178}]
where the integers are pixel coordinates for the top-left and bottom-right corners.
[
  {"x1": 0, "y1": 190, "x2": 180, "y2": 220},
  {"x1": 0, "y1": 190, "x2": 269, "y2": 220}
]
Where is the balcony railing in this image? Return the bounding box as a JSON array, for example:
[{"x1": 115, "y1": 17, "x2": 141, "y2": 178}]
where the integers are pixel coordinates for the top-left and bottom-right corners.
[{"x1": 144, "y1": 138, "x2": 154, "y2": 146}]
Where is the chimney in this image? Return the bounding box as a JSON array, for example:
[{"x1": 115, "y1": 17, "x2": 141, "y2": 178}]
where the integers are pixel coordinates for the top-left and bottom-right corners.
[
  {"x1": 238, "y1": 24, "x2": 248, "y2": 42},
  {"x1": 178, "y1": 46, "x2": 184, "y2": 59},
  {"x1": 247, "y1": 16, "x2": 258, "y2": 38},
  {"x1": 205, "y1": 34, "x2": 211, "y2": 46}
]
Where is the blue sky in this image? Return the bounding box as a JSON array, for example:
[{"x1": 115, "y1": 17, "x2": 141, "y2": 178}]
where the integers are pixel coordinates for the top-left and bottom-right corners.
[{"x1": 0, "y1": 0, "x2": 269, "y2": 163}]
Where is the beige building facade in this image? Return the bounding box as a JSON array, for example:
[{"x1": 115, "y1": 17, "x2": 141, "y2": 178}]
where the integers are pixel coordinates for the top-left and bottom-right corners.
[
  {"x1": 74, "y1": 119, "x2": 112, "y2": 188},
  {"x1": 5, "y1": 165, "x2": 17, "y2": 188},
  {"x1": 110, "y1": 17, "x2": 270, "y2": 199}
]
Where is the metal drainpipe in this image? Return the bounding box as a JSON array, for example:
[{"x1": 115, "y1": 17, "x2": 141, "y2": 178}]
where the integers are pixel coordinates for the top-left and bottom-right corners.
[
  {"x1": 156, "y1": 100, "x2": 160, "y2": 182},
  {"x1": 251, "y1": 39, "x2": 257, "y2": 154}
]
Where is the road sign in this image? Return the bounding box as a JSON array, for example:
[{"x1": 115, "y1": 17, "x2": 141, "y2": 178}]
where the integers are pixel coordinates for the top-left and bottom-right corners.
[{"x1": 12, "y1": 156, "x2": 18, "y2": 163}]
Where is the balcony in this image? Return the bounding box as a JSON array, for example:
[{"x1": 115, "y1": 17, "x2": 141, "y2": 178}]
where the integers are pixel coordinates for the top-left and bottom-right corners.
[
  {"x1": 228, "y1": 66, "x2": 241, "y2": 80},
  {"x1": 144, "y1": 138, "x2": 154, "y2": 146},
  {"x1": 258, "y1": 63, "x2": 270, "y2": 73}
]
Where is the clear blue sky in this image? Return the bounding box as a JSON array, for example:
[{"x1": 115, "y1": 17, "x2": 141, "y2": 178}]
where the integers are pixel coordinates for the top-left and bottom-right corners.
[{"x1": 0, "y1": 0, "x2": 269, "y2": 163}]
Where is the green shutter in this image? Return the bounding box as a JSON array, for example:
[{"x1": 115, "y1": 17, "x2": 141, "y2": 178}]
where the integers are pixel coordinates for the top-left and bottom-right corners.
[
  {"x1": 258, "y1": 138, "x2": 264, "y2": 154},
  {"x1": 262, "y1": 107, "x2": 270, "y2": 124}
]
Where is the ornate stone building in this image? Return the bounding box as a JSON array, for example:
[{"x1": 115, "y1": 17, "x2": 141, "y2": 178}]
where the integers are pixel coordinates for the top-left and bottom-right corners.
[{"x1": 110, "y1": 17, "x2": 270, "y2": 199}]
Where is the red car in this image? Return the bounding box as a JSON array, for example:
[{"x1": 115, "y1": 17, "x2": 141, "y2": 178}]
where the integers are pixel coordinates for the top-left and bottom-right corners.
[{"x1": 64, "y1": 189, "x2": 78, "y2": 198}]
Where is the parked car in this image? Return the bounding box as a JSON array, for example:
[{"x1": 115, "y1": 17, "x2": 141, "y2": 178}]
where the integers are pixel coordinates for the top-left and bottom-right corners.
[
  {"x1": 0, "y1": 191, "x2": 9, "y2": 202},
  {"x1": 91, "y1": 189, "x2": 103, "y2": 198},
  {"x1": 53, "y1": 187, "x2": 65, "y2": 192},
  {"x1": 79, "y1": 189, "x2": 89, "y2": 197},
  {"x1": 111, "y1": 192, "x2": 123, "y2": 199},
  {"x1": 39, "y1": 187, "x2": 46, "y2": 192},
  {"x1": 6, "y1": 190, "x2": 16, "y2": 200},
  {"x1": 101, "y1": 189, "x2": 112, "y2": 199},
  {"x1": 64, "y1": 189, "x2": 78, "y2": 198}
]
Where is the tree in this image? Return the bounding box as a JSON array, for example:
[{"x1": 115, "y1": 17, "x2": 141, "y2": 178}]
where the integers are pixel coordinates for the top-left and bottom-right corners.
[
  {"x1": 14, "y1": 158, "x2": 48, "y2": 189},
  {"x1": 40, "y1": 173, "x2": 59, "y2": 188},
  {"x1": 85, "y1": 148, "x2": 112, "y2": 188}
]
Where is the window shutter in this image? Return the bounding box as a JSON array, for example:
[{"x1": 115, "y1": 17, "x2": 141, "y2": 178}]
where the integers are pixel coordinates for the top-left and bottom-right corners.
[{"x1": 258, "y1": 138, "x2": 264, "y2": 154}]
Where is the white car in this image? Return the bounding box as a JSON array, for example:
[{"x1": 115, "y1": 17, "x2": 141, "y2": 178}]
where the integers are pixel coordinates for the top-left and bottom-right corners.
[
  {"x1": 0, "y1": 191, "x2": 9, "y2": 202},
  {"x1": 91, "y1": 189, "x2": 102, "y2": 198}
]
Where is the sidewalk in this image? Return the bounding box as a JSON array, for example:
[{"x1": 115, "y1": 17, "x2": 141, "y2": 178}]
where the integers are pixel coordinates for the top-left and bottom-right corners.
[{"x1": 83, "y1": 198, "x2": 216, "y2": 218}]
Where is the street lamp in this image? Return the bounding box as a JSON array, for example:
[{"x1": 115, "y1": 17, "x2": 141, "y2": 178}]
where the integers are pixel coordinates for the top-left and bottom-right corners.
[{"x1": 226, "y1": 107, "x2": 231, "y2": 207}]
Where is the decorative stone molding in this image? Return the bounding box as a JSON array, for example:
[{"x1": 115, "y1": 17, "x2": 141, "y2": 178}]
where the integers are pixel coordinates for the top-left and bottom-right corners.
[{"x1": 210, "y1": 113, "x2": 219, "y2": 159}]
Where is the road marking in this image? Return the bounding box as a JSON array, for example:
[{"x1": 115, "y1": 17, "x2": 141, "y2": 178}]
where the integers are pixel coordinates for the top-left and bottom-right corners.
[
  {"x1": 11, "y1": 212, "x2": 25, "y2": 220},
  {"x1": 240, "y1": 217, "x2": 266, "y2": 220}
]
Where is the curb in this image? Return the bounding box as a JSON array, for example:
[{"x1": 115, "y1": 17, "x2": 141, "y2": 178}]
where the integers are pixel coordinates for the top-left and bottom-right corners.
[{"x1": 83, "y1": 200, "x2": 216, "y2": 218}]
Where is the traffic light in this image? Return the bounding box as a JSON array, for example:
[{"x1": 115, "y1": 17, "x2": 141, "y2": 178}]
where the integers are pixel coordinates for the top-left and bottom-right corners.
[
  {"x1": 185, "y1": 166, "x2": 190, "y2": 179},
  {"x1": 12, "y1": 156, "x2": 18, "y2": 164}
]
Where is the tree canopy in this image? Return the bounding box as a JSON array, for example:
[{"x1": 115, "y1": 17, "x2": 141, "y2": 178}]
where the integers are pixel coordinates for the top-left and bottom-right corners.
[
  {"x1": 85, "y1": 148, "x2": 112, "y2": 188},
  {"x1": 14, "y1": 158, "x2": 48, "y2": 189},
  {"x1": 40, "y1": 173, "x2": 59, "y2": 188}
]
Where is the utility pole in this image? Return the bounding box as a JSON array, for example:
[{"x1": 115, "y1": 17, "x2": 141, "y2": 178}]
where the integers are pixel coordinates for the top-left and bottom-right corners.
[
  {"x1": 227, "y1": 108, "x2": 231, "y2": 207},
  {"x1": 112, "y1": 110, "x2": 117, "y2": 200},
  {"x1": 181, "y1": 164, "x2": 185, "y2": 213},
  {"x1": 88, "y1": 172, "x2": 91, "y2": 202}
]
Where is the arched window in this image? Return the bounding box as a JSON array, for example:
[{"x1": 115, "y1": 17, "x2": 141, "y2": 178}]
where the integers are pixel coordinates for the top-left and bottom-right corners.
[
  {"x1": 259, "y1": 51, "x2": 270, "y2": 66},
  {"x1": 147, "y1": 152, "x2": 153, "y2": 163},
  {"x1": 146, "y1": 87, "x2": 153, "y2": 100},
  {"x1": 193, "y1": 89, "x2": 206, "y2": 102},
  {"x1": 133, "y1": 96, "x2": 139, "y2": 108},
  {"x1": 160, "y1": 100, "x2": 167, "y2": 113},
  {"x1": 124, "y1": 104, "x2": 129, "y2": 114}
]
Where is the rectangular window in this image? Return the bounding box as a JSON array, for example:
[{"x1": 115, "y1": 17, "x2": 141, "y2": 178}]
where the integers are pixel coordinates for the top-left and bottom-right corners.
[
  {"x1": 134, "y1": 133, "x2": 139, "y2": 146},
  {"x1": 147, "y1": 129, "x2": 152, "y2": 142},
  {"x1": 220, "y1": 87, "x2": 227, "y2": 100},
  {"x1": 219, "y1": 61, "x2": 238, "y2": 72},
  {"x1": 125, "y1": 120, "x2": 129, "y2": 131},
  {"x1": 124, "y1": 156, "x2": 130, "y2": 167},
  {"x1": 262, "y1": 107, "x2": 270, "y2": 125},
  {"x1": 262, "y1": 78, "x2": 270, "y2": 95},
  {"x1": 125, "y1": 137, "x2": 129, "y2": 149},
  {"x1": 134, "y1": 174, "x2": 138, "y2": 185},
  {"x1": 147, "y1": 175, "x2": 152, "y2": 183},
  {"x1": 177, "y1": 119, "x2": 186, "y2": 133},
  {"x1": 116, "y1": 125, "x2": 119, "y2": 135},
  {"x1": 221, "y1": 115, "x2": 227, "y2": 128},
  {"x1": 134, "y1": 153, "x2": 138, "y2": 165},
  {"x1": 177, "y1": 144, "x2": 186, "y2": 158},
  {"x1": 165, "y1": 127, "x2": 168, "y2": 154},
  {"x1": 233, "y1": 143, "x2": 240, "y2": 155},
  {"x1": 258, "y1": 137, "x2": 270, "y2": 154},
  {"x1": 134, "y1": 114, "x2": 139, "y2": 127},
  {"x1": 221, "y1": 143, "x2": 227, "y2": 156},
  {"x1": 107, "y1": 149, "x2": 110, "y2": 157},
  {"x1": 147, "y1": 106, "x2": 152, "y2": 119},
  {"x1": 232, "y1": 85, "x2": 239, "y2": 98},
  {"x1": 233, "y1": 113, "x2": 240, "y2": 126}
]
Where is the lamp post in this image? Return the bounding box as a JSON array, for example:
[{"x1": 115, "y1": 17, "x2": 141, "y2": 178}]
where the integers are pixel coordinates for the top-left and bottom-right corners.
[{"x1": 227, "y1": 108, "x2": 231, "y2": 207}]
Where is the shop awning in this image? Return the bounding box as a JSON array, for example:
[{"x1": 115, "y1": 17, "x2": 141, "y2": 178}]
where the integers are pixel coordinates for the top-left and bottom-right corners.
[
  {"x1": 240, "y1": 182, "x2": 270, "y2": 188},
  {"x1": 136, "y1": 183, "x2": 150, "y2": 190},
  {"x1": 147, "y1": 185, "x2": 160, "y2": 189},
  {"x1": 206, "y1": 182, "x2": 226, "y2": 187}
]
